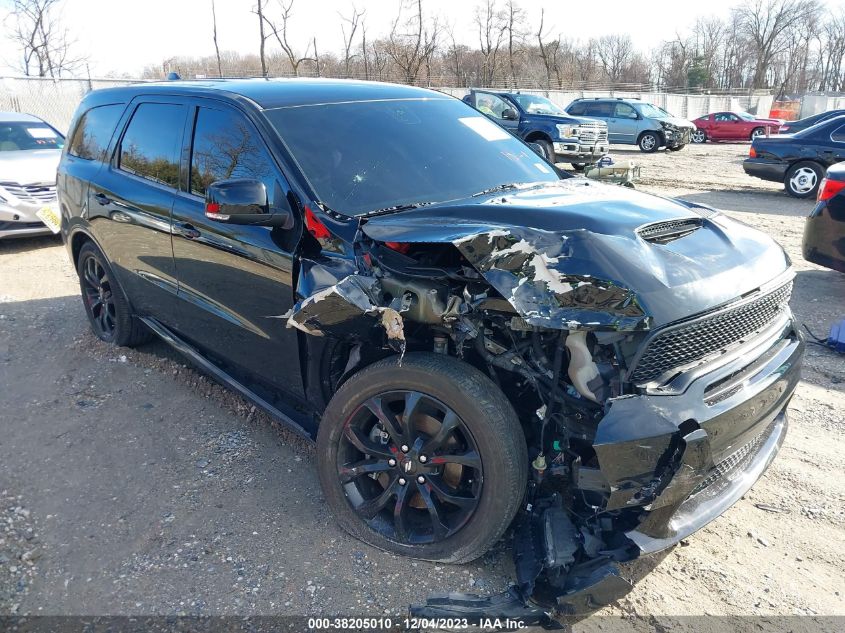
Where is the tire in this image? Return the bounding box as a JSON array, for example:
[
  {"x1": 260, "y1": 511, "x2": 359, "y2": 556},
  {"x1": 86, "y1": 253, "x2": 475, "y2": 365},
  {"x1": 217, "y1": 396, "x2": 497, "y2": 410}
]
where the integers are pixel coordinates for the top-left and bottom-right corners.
[
  {"x1": 638, "y1": 131, "x2": 660, "y2": 153},
  {"x1": 667, "y1": 144, "x2": 685, "y2": 152},
  {"x1": 691, "y1": 129, "x2": 707, "y2": 143},
  {"x1": 317, "y1": 352, "x2": 527, "y2": 564},
  {"x1": 571, "y1": 163, "x2": 587, "y2": 171},
  {"x1": 750, "y1": 127, "x2": 765, "y2": 140},
  {"x1": 535, "y1": 139, "x2": 555, "y2": 163},
  {"x1": 784, "y1": 161, "x2": 824, "y2": 199},
  {"x1": 77, "y1": 242, "x2": 152, "y2": 347}
]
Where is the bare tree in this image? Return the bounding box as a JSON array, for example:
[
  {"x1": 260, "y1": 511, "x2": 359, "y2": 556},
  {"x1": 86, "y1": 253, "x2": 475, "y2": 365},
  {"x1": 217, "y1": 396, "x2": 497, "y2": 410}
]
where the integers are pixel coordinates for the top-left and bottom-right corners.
[
  {"x1": 594, "y1": 34, "x2": 634, "y2": 84},
  {"x1": 255, "y1": 0, "x2": 268, "y2": 76},
  {"x1": 504, "y1": 0, "x2": 525, "y2": 88},
  {"x1": 211, "y1": 0, "x2": 223, "y2": 77},
  {"x1": 262, "y1": 0, "x2": 315, "y2": 76},
  {"x1": 385, "y1": 0, "x2": 439, "y2": 85},
  {"x1": 734, "y1": 0, "x2": 821, "y2": 88},
  {"x1": 10, "y1": 0, "x2": 85, "y2": 77},
  {"x1": 475, "y1": 0, "x2": 506, "y2": 86},
  {"x1": 340, "y1": 4, "x2": 365, "y2": 78},
  {"x1": 535, "y1": 8, "x2": 561, "y2": 89}
]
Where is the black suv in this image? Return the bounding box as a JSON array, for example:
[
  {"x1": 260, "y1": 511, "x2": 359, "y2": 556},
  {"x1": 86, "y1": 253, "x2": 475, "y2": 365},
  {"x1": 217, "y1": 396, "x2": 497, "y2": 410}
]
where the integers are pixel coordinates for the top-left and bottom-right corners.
[{"x1": 58, "y1": 79, "x2": 803, "y2": 622}]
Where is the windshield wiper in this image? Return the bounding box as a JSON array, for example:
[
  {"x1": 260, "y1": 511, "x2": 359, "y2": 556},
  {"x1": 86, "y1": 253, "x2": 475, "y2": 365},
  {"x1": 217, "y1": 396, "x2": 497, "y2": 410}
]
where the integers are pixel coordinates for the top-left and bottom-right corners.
[
  {"x1": 471, "y1": 182, "x2": 548, "y2": 197},
  {"x1": 363, "y1": 201, "x2": 435, "y2": 217}
]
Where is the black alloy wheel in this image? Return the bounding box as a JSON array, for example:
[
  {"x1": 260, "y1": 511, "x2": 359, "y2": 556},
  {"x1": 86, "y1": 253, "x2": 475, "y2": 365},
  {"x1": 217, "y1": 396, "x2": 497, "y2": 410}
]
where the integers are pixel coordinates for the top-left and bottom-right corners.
[
  {"x1": 317, "y1": 353, "x2": 527, "y2": 563},
  {"x1": 80, "y1": 252, "x2": 117, "y2": 340},
  {"x1": 337, "y1": 390, "x2": 482, "y2": 545}
]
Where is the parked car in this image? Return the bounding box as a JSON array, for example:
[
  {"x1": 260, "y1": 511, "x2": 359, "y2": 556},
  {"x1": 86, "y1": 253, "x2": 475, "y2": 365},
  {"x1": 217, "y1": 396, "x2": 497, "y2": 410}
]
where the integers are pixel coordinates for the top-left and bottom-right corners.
[
  {"x1": 691, "y1": 111, "x2": 783, "y2": 143},
  {"x1": 0, "y1": 112, "x2": 65, "y2": 239},
  {"x1": 803, "y1": 161, "x2": 845, "y2": 272},
  {"x1": 58, "y1": 79, "x2": 803, "y2": 623},
  {"x1": 743, "y1": 114, "x2": 845, "y2": 198},
  {"x1": 565, "y1": 97, "x2": 696, "y2": 152},
  {"x1": 780, "y1": 109, "x2": 845, "y2": 134},
  {"x1": 462, "y1": 89, "x2": 608, "y2": 167}
]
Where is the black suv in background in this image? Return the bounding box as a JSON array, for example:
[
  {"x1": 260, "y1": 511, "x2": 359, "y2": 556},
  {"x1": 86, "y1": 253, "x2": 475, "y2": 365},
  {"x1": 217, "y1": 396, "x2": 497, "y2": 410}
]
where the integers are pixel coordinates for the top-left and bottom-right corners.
[{"x1": 57, "y1": 79, "x2": 802, "y2": 623}]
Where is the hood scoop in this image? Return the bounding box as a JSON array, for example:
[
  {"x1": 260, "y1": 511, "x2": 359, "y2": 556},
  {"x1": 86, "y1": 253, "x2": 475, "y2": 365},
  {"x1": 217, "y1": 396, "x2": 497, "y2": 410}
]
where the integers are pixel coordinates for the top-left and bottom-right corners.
[{"x1": 638, "y1": 218, "x2": 703, "y2": 245}]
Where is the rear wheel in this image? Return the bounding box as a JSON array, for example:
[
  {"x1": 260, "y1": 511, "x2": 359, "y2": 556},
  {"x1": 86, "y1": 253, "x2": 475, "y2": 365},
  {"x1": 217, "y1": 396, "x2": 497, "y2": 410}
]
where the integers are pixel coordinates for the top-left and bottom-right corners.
[
  {"x1": 638, "y1": 131, "x2": 660, "y2": 152},
  {"x1": 784, "y1": 161, "x2": 823, "y2": 198},
  {"x1": 691, "y1": 129, "x2": 707, "y2": 143},
  {"x1": 77, "y1": 242, "x2": 152, "y2": 346},
  {"x1": 317, "y1": 352, "x2": 527, "y2": 563}
]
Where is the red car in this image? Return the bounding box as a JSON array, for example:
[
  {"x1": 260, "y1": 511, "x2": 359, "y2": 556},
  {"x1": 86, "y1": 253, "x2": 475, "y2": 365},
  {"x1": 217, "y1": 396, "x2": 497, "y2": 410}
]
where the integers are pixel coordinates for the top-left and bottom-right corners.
[{"x1": 691, "y1": 111, "x2": 783, "y2": 143}]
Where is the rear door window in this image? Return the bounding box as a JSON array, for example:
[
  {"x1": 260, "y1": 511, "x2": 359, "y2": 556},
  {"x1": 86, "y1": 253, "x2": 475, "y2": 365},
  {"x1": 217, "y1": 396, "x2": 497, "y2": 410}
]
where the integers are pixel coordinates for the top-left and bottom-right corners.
[
  {"x1": 585, "y1": 102, "x2": 613, "y2": 117},
  {"x1": 68, "y1": 105, "x2": 123, "y2": 160},
  {"x1": 118, "y1": 103, "x2": 187, "y2": 189}
]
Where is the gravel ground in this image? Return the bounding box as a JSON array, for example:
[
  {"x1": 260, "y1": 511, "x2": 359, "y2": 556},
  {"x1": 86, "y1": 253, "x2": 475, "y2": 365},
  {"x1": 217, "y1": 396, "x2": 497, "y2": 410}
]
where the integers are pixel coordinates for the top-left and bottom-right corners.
[{"x1": 0, "y1": 141, "x2": 843, "y2": 630}]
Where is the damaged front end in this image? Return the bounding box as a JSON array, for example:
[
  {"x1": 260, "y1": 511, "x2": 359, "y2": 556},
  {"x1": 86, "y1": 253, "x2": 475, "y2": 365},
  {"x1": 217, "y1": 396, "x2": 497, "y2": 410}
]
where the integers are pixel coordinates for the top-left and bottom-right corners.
[{"x1": 287, "y1": 190, "x2": 803, "y2": 627}]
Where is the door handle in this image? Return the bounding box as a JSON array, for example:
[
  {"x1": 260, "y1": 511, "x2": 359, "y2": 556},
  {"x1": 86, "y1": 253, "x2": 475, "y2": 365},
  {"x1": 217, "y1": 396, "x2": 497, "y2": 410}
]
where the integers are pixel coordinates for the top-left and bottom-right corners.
[
  {"x1": 174, "y1": 221, "x2": 201, "y2": 239},
  {"x1": 94, "y1": 192, "x2": 111, "y2": 206}
]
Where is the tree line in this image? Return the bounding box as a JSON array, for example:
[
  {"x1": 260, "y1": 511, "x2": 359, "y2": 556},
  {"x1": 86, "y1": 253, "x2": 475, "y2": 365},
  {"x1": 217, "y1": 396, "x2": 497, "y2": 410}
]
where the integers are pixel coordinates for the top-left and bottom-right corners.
[{"x1": 7, "y1": 0, "x2": 845, "y2": 94}]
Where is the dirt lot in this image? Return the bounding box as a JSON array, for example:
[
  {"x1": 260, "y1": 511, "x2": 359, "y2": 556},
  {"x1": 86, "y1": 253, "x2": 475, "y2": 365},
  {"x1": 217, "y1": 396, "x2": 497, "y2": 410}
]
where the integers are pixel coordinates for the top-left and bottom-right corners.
[{"x1": 0, "y1": 141, "x2": 843, "y2": 630}]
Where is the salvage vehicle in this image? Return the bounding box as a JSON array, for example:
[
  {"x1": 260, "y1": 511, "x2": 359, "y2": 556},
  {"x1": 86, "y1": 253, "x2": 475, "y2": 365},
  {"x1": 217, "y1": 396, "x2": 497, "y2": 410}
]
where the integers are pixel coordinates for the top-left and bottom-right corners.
[
  {"x1": 57, "y1": 79, "x2": 803, "y2": 625},
  {"x1": 0, "y1": 111, "x2": 65, "y2": 239},
  {"x1": 780, "y1": 109, "x2": 845, "y2": 134},
  {"x1": 565, "y1": 97, "x2": 695, "y2": 152},
  {"x1": 744, "y1": 114, "x2": 845, "y2": 198},
  {"x1": 462, "y1": 89, "x2": 608, "y2": 168},
  {"x1": 803, "y1": 161, "x2": 845, "y2": 273},
  {"x1": 691, "y1": 111, "x2": 782, "y2": 143}
]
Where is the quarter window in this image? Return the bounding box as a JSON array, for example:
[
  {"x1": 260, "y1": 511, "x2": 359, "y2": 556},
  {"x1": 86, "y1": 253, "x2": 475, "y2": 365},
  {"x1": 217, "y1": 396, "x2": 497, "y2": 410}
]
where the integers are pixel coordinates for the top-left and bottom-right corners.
[
  {"x1": 831, "y1": 124, "x2": 845, "y2": 142},
  {"x1": 68, "y1": 104, "x2": 124, "y2": 161},
  {"x1": 118, "y1": 103, "x2": 186, "y2": 189},
  {"x1": 189, "y1": 107, "x2": 276, "y2": 197}
]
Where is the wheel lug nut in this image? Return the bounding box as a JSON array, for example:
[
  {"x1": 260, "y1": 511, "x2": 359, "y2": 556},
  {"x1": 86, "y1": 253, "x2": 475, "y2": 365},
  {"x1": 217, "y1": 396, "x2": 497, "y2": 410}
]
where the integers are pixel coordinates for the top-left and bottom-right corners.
[
  {"x1": 417, "y1": 475, "x2": 425, "y2": 484},
  {"x1": 419, "y1": 455, "x2": 428, "y2": 463},
  {"x1": 388, "y1": 458, "x2": 396, "y2": 467},
  {"x1": 398, "y1": 477, "x2": 407, "y2": 486},
  {"x1": 401, "y1": 444, "x2": 409, "y2": 453}
]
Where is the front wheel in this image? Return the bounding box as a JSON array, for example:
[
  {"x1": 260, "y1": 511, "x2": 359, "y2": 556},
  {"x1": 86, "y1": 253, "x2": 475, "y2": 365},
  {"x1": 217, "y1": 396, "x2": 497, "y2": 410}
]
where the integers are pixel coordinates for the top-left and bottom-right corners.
[
  {"x1": 667, "y1": 144, "x2": 686, "y2": 152},
  {"x1": 784, "y1": 161, "x2": 823, "y2": 198},
  {"x1": 691, "y1": 129, "x2": 707, "y2": 143},
  {"x1": 317, "y1": 352, "x2": 527, "y2": 563},
  {"x1": 638, "y1": 131, "x2": 660, "y2": 152},
  {"x1": 750, "y1": 127, "x2": 765, "y2": 140}
]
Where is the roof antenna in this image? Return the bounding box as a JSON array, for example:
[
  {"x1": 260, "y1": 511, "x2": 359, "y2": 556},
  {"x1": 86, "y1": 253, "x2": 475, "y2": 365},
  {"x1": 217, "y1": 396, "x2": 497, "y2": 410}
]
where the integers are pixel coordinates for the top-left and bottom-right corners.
[{"x1": 166, "y1": 72, "x2": 181, "y2": 81}]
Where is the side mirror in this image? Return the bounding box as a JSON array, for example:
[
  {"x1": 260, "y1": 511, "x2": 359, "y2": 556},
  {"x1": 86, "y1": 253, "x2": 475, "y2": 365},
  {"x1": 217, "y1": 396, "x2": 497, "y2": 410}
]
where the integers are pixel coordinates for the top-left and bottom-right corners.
[
  {"x1": 205, "y1": 179, "x2": 294, "y2": 229},
  {"x1": 502, "y1": 108, "x2": 518, "y2": 121}
]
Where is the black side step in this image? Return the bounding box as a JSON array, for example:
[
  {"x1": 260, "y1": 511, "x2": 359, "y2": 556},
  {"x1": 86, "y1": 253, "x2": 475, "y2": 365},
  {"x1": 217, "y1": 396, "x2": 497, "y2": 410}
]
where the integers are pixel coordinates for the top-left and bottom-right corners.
[{"x1": 140, "y1": 317, "x2": 313, "y2": 440}]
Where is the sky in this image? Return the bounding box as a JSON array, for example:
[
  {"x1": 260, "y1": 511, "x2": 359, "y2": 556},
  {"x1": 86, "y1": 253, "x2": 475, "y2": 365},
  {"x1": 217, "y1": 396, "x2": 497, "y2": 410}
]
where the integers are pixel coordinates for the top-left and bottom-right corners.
[{"x1": 0, "y1": 0, "x2": 841, "y2": 78}]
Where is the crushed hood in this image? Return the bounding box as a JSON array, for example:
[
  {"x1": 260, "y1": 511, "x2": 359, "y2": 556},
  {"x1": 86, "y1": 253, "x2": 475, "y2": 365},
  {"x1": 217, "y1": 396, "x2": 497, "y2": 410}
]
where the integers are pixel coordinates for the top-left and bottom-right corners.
[{"x1": 361, "y1": 180, "x2": 791, "y2": 329}]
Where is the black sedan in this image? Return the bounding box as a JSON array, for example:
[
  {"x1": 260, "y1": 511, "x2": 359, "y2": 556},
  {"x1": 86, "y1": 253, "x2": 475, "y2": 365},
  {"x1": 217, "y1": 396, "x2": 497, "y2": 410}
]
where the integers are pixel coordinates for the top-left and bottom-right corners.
[
  {"x1": 780, "y1": 109, "x2": 845, "y2": 134},
  {"x1": 803, "y1": 161, "x2": 845, "y2": 272},
  {"x1": 743, "y1": 114, "x2": 845, "y2": 197}
]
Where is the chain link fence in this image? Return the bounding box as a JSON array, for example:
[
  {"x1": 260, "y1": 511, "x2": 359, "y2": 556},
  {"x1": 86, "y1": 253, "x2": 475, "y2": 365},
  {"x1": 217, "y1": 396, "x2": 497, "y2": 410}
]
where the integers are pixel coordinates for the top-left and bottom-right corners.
[{"x1": 0, "y1": 77, "x2": 144, "y2": 133}]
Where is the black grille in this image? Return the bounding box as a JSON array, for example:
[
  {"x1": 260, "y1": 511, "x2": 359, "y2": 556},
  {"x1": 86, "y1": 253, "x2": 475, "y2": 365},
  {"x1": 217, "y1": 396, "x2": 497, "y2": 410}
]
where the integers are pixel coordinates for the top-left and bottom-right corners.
[
  {"x1": 629, "y1": 281, "x2": 792, "y2": 384},
  {"x1": 638, "y1": 218, "x2": 703, "y2": 244}
]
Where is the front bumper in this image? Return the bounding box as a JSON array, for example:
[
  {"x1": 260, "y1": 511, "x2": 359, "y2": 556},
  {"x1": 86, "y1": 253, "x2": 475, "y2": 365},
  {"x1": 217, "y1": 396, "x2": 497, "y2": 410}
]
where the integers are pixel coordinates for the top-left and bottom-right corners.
[
  {"x1": 0, "y1": 201, "x2": 52, "y2": 239},
  {"x1": 743, "y1": 158, "x2": 788, "y2": 183},
  {"x1": 663, "y1": 127, "x2": 692, "y2": 147},
  {"x1": 552, "y1": 141, "x2": 609, "y2": 162}
]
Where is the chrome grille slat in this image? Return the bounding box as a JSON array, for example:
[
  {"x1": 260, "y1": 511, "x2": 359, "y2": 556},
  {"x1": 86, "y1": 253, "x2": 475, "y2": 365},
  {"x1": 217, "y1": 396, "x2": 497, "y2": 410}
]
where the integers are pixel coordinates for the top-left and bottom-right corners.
[
  {"x1": 0, "y1": 181, "x2": 57, "y2": 204},
  {"x1": 690, "y1": 423, "x2": 773, "y2": 498},
  {"x1": 629, "y1": 281, "x2": 793, "y2": 384}
]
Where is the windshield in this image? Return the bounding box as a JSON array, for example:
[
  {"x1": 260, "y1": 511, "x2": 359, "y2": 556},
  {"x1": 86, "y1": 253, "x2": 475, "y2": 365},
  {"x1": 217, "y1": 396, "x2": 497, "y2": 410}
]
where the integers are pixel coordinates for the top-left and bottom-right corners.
[
  {"x1": 264, "y1": 98, "x2": 559, "y2": 216},
  {"x1": 510, "y1": 94, "x2": 566, "y2": 116},
  {"x1": 0, "y1": 121, "x2": 64, "y2": 151},
  {"x1": 736, "y1": 111, "x2": 757, "y2": 121},
  {"x1": 637, "y1": 103, "x2": 670, "y2": 119}
]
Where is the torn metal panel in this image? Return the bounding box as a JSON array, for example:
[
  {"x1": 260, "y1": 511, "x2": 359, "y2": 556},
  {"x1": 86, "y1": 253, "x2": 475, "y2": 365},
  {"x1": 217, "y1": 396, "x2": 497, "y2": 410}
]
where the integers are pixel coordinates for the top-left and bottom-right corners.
[{"x1": 285, "y1": 274, "x2": 381, "y2": 337}]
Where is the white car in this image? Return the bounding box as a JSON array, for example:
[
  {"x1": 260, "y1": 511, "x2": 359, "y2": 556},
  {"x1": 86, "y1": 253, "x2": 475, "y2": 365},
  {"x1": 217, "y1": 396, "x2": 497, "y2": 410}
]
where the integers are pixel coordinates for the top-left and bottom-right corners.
[{"x1": 0, "y1": 112, "x2": 65, "y2": 239}]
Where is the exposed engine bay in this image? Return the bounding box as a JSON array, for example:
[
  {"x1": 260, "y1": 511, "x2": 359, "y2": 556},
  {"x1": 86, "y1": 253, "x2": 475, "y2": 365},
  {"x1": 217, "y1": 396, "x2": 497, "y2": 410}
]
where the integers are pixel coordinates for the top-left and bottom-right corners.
[{"x1": 285, "y1": 193, "x2": 802, "y2": 627}]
